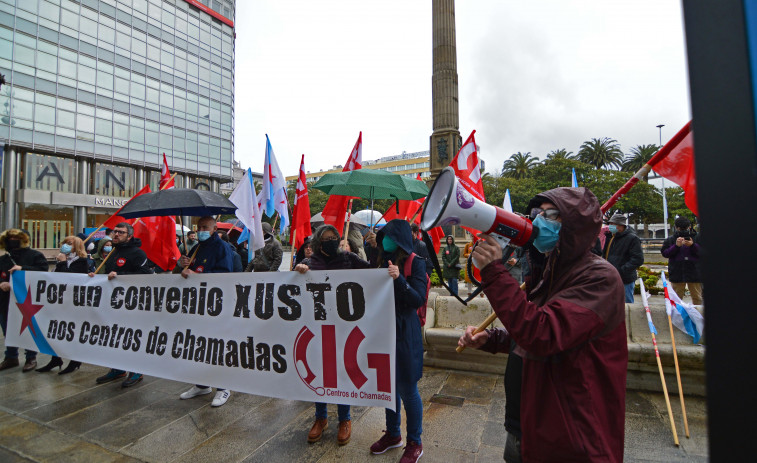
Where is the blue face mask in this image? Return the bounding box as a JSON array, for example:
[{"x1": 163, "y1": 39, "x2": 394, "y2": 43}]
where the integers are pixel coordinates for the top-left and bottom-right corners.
[
  {"x1": 103, "y1": 246, "x2": 113, "y2": 253},
  {"x1": 197, "y1": 231, "x2": 211, "y2": 242},
  {"x1": 532, "y1": 215, "x2": 562, "y2": 254},
  {"x1": 60, "y1": 243, "x2": 73, "y2": 254},
  {"x1": 382, "y1": 236, "x2": 398, "y2": 253},
  {"x1": 608, "y1": 224, "x2": 618, "y2": 234}
]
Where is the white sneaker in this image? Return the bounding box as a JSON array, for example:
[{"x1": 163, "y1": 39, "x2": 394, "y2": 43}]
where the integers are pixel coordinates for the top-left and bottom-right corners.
[
  {"x1": 180, "y1": 386, "x2": 212, "y2": 400},
  {"x1": 211, "y1": 389, "x2": 231, "y2": 407}
]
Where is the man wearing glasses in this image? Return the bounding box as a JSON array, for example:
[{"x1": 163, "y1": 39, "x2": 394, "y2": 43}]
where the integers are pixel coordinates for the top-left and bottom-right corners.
[
  {"x1": 458, "y1": 188, "x2": 627, "y2": 463},
  {"x1": 89, "y1": 222, "x2": 153, "y2": 388}
]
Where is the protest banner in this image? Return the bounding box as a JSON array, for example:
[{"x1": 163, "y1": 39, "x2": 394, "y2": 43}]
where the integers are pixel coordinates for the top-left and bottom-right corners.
[{"x1": 6, "y1": 269, "x2": 396, "y2": 409}]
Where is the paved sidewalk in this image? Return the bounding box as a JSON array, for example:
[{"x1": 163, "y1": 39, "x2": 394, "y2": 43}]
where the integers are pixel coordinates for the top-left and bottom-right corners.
[{"x1": 0, "y1": 351, "x2": 707, "y2": 462}]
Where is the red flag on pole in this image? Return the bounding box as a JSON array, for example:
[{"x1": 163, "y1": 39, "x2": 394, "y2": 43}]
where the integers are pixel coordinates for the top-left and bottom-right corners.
[
  {"x1": 290, "y1": 154, "x2": 313, "y2": 249},
  {"x1": 321, "y1": 132, "x2": 362, "y2": 234},
  {"x1": 102, "y1": 185, "x2": 151, "y2": 230},
  {"x1": 381, "y1": 174, "x2": 445, "y2": 253},
  {"x1": 132, "y1": 215, "x2": 181, "y2": 272},
  {"x1": 160, "y1": 153, "x2": 175, "y2": 190},
  {"x1": 450, "y1": 130, "x2": 486, "y2": 235},
  {"x1": 651, "y1": 122, "x2": 698, "y2": 216}
]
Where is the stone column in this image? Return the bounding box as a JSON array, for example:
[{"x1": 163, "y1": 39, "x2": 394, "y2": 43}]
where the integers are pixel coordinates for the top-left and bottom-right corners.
[
  {"x1": 2, "y1": 144, "x2": 17, "y2": 229},
  {"x1": 429, "y1": 0, "x2": 462, "y2": 183},
  {"x1": 73, "y1": 158, "x2": 89, "y2": 232}
]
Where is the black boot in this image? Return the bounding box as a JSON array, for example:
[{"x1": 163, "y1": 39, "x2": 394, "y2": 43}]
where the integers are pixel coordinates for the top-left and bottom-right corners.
[
  {"x1": 59, "y1": 361, "x2": 81, "y2": 375},
  {"x1": 36, "y1": 356, "x2": 64, "y2": 372}
]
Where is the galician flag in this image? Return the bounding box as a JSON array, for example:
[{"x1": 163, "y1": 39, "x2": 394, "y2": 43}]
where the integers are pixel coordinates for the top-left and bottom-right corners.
[
  {"x1": 571, "y1": 168, "x2": 578, "y2": 188},
  {"x1": 260, "y1": 135, "x2": 290, "y2": 234},
  {"x1": 321, "y1": 132, "x2": 363, "y2": 234},
  {"x1": 503, "y1": 189, "x2": 513, "y2": 213},
  {"x1": 230, "y1": 168, "x2": 265, "y2": 255},
  {"x1": 661, "y1": 271, "x2": 704, "y2": 343}
]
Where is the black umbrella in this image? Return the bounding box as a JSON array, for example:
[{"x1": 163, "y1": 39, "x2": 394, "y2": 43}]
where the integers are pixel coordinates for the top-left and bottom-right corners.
[{"x1": 118, "y1": 188, "x2": 237, "y2": 219}]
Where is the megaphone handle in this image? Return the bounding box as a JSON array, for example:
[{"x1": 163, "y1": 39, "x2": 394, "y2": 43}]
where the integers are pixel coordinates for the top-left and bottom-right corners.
[{"x1": 456, "y1": 281, "x2": 527, "y2": 353}]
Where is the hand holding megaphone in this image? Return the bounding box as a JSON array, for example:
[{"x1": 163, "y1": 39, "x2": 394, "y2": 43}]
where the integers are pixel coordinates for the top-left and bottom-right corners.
[{"x1": 471, "y1": 234, "x2": 504, "y2": 270}]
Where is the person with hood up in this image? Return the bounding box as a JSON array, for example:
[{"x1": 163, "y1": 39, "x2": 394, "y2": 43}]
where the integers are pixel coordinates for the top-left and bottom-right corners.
[
  {"x1": 0, "y1": 229, "x2": 48, "y2": 372},
  {"x1": 661, "y1": 216, "x2": 702, "y2": 305},
  {"x1": 177, "y1": 216, "x2": 235, "y2": 407},
  {"x1": 88, "y1": 222, "x2": 153, "y2": 388},
  {"x1": 245, "y1": 222, "x2": 283, "y2": 272},
  {"x1": 295, "y1": 225, "x2": 371, "y2": 446},
  {"x1": 441, "y1": 235, "x2": 460, "y2": 296},
  {"x1": 458, "y1": 188, "x2": 627, "y2": 463},
  {"x1": 365, "y1": 219, "x2": 428, "y2": 463},
  {"x1": 601, "y1": 213, "x2": 644, "y2": 303},
  {"x1": 292, "y1": 236, "x2": 313, "y2": 269},
  {"x1": 37, "y1": 236, "x2": 90, "y2": 374}
]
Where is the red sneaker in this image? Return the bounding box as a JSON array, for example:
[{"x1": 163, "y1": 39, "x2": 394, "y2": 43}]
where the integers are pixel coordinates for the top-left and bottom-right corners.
[
  {"x1": 399, "y1": 441, "x2": 423, "y2": 463},
  {"x1": 369, "y1": 431, "x2": 403, "y2": 454}
]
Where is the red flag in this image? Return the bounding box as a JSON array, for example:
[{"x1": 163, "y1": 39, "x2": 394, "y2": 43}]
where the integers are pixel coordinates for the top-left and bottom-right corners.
[
  {"x1": 321, "y1": 132, "x2": 362, "y2": 234},
  {"x1": 132, "y1": 215, "x2": 180, "y2": 272},
  {"x1": 450, "y1": 130, "x2": 485, "y2": 235},
  {"x1": 651, "y1": 122, "x2": 698, "y2": 216},
  {"x1": 382, "y1": 174, "x2": 444, "y2": 252},
  {"x1": 160, "y1": 153, "x2": 175, "y2": 190},
  {"x1": 102, "y1": 185, "x2": 151, "y2": 230},
  {"x1": 290, "y1": 154, "x2": 313, "y2": 249}
]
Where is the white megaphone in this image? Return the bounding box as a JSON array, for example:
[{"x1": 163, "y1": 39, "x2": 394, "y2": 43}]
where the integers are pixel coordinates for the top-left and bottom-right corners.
[{"x1": 421, "y1": 167, "x2": 534, "y2": 248}]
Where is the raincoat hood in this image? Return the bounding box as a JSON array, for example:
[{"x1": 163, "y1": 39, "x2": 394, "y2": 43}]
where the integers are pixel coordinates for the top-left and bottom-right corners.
[
  {"x1": 527, "y1": 187, "x2": 601, "y2": 263},
  {"x1": 376, "y1": 219, "x2": 414, "y2": 255}
]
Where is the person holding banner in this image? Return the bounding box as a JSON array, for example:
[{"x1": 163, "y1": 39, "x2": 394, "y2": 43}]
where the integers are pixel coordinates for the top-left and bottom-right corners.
[
  {"x1": 89, "y1": 222, "x2": 153, "y2": 388},
  {"x1": 295, "y1": 224, "x2": 372, "y2": 446},
  {"x1": 458, "y1": 188, "x2": 627, "y2": 463},
  {"x1": 37, "y1": 236, "x2": 90, "y2": 374},
  {"x1": 0, "y1": 229, "x2": 48, "y2": 372},
  {"x1": 177, "y1": 216, "x2": 235, "y2": 407},
  {"x1": 367, "y1": 219, "x2": 427, "y2": 463}
]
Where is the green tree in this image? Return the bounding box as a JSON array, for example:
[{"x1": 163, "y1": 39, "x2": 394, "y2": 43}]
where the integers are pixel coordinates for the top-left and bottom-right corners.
[
  {"x1": 577, "y1": 138, "x2": 624, "y2": 170},
  {"x1": 501, "y1": 152, "x2": 541, "y2": 179},
  {"x1": 622, "y1": 144, "x2": 659, "y2": 181},
  {"x1": 545, "y1": 148, "x2": 575, "y2": 161}
]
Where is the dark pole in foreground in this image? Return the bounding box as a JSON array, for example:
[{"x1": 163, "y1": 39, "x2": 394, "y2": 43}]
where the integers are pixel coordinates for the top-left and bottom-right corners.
[{"x1": 683, "y1": 2, "x2": 757, "y2": 460}]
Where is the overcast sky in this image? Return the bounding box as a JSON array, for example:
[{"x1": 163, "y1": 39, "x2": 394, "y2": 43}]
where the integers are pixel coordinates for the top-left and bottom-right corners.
[{"x1": 234, "y1": 1, "x2": 690, "y2": 178}]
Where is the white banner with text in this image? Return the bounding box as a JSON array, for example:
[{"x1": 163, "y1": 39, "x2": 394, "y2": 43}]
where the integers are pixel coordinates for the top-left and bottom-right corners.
[{"x1": 7, "y1": 269, "x2": 396, "y2": 408}]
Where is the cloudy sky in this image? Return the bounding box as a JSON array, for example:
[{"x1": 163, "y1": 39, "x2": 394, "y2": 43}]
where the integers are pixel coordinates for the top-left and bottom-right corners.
[{"x1": 234, "y1": 1, "x2": 690, "y2": 178}]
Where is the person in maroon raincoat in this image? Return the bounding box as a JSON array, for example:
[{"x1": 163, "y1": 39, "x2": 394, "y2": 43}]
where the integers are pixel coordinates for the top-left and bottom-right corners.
[{"x1": 459, "y1": 187, "x2": 627, "y2": 463}]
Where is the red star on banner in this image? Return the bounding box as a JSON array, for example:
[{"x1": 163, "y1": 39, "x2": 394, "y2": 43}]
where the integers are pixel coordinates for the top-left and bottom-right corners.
[{"x1": 16, "y1": 286, "x2": 44, "y2": 337}]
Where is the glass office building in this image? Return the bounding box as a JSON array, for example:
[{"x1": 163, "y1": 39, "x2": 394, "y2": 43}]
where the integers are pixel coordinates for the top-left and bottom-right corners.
[{"x1": 0, "y1": 0, "x2": 235, "y2": 248}]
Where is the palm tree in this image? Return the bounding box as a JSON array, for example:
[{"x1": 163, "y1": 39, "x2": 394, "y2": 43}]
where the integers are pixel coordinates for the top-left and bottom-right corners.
[
  {"x1": 622, "y1": 144, "x2": 659, "y2": 181},
  {"x1": 577, "y1": 138, "x2": 624, "y2": 170},
  {"x1": 501, "y1": 152, "x2": 540, "y2": 179},
  {"x1": 545, "y1": 148, "x2": 575, "y2": 161}
]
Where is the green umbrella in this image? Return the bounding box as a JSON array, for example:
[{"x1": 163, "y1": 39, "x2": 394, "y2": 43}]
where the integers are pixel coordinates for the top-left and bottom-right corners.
[{"x1": 312, "y1": 169, "x2": 429, "y2": 228}]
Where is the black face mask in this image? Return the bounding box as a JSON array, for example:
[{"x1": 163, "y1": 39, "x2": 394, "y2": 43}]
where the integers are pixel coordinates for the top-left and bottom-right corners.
[
  {"x1": 5, "y1": 239, "x2": 20, "y2": 251},
  {"x1": 321, "y1": 240, "x2": 339, "y2": 257}
]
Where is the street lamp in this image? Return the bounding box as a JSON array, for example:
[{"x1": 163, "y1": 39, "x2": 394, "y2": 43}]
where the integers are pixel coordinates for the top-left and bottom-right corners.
[{"x1": 656, "y1": 124, "x2": 669, "y2": 238}]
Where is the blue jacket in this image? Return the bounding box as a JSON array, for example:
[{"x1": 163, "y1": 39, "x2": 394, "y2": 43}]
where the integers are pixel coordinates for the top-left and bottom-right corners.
[
  {"x1": 190, "y1": 234, "x2": 234, "y2": 273},
  {"x1": 376, "y1": 219, "x2": 427, "y2": 383}
]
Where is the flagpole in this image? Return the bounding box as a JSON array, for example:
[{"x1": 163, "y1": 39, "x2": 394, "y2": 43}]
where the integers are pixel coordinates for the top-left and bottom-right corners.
[
  {"x1": 663, "y1": 276, "x2": 690, "y2": 439},
  {"x1": 342, "y1": 199, "x2": 354, "y2": 240},
  {"x1": 456, "y1": 282, "x2": 526, "y2": 353},
  {"x1": 641, "y1": 278, "x2": 680, "y2": 446},
  {"x1": 290, "y1": 228, "x2": 297, "y2": 270},
  {"x1": 183, "y1": 245, "x2": 201, "y2": 271}
]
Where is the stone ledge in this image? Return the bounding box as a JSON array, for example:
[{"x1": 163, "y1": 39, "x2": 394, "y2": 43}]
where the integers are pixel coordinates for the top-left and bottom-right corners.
[{"x1": 422, "y1": 295, "x2": 706, "y2": 396}]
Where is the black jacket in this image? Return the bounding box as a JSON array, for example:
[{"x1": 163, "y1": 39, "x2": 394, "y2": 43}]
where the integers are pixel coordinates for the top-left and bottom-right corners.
[
  {"x1": 412, "y1": 238, "x2": 433, "y2": 276},
  {"x1": 55, "y1": 257, "x2": 90, "y2": 274},
  {"x1": 104, "y1": 238, "x2": 153, "y2": 275},
  {"x1": 661, "y1": 232, "x2": 700, "y2": 282},
  {"x1": 0, "y1": 247, "x2": 48, "y2": 310},
  {"x1": 601, "y1": 228, "x2": 644, "y2": 284}
]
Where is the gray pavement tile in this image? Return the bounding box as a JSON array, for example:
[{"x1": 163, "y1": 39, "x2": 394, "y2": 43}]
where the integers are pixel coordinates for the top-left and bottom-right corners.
[
  {"x1": 83, "y1": 392, "x2": 211, "y2": 449},
  {"x1": 417, "y1": 367, "x2": 449, "y2": 403},
  {"x1": 626, "y1": 390, "x2": 658, "y2": 417},
  {"x1": 437, "y1": 371, "x2": 497, "y2": 406},
  {"x1": 487, "y1": 397, "x2": 505, "y2": 423},
  {"x1": 422, "y1": 402, "x2": 488, "y2": 453},
  {"x1": 0, "y1": 446, "x2": 35, "y2": 462},
  {"x1": 480, "y1": 419, "x2": 506, "y2": 448},
  {"x1": 173, "y1": 398, "x2": 311, "y2": 463},
  {"x1": 122, "y1": 392, "x2": 270, "y2": 462},
  {"x1": 475, "y1": 444, "x2": 506, "y2": 462},
  {"x1": 624, "y1": 413, "x2": 691, "y2": 461},
  {"x1": 0, "y1": 379, "x2": 88, "y2": 414},
  {"x1": 48, "y1": 385, "x2": 173, "y2": 435},
  {"x1": 420, "y1": 442, "x2": 476, "y2": 462}
]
